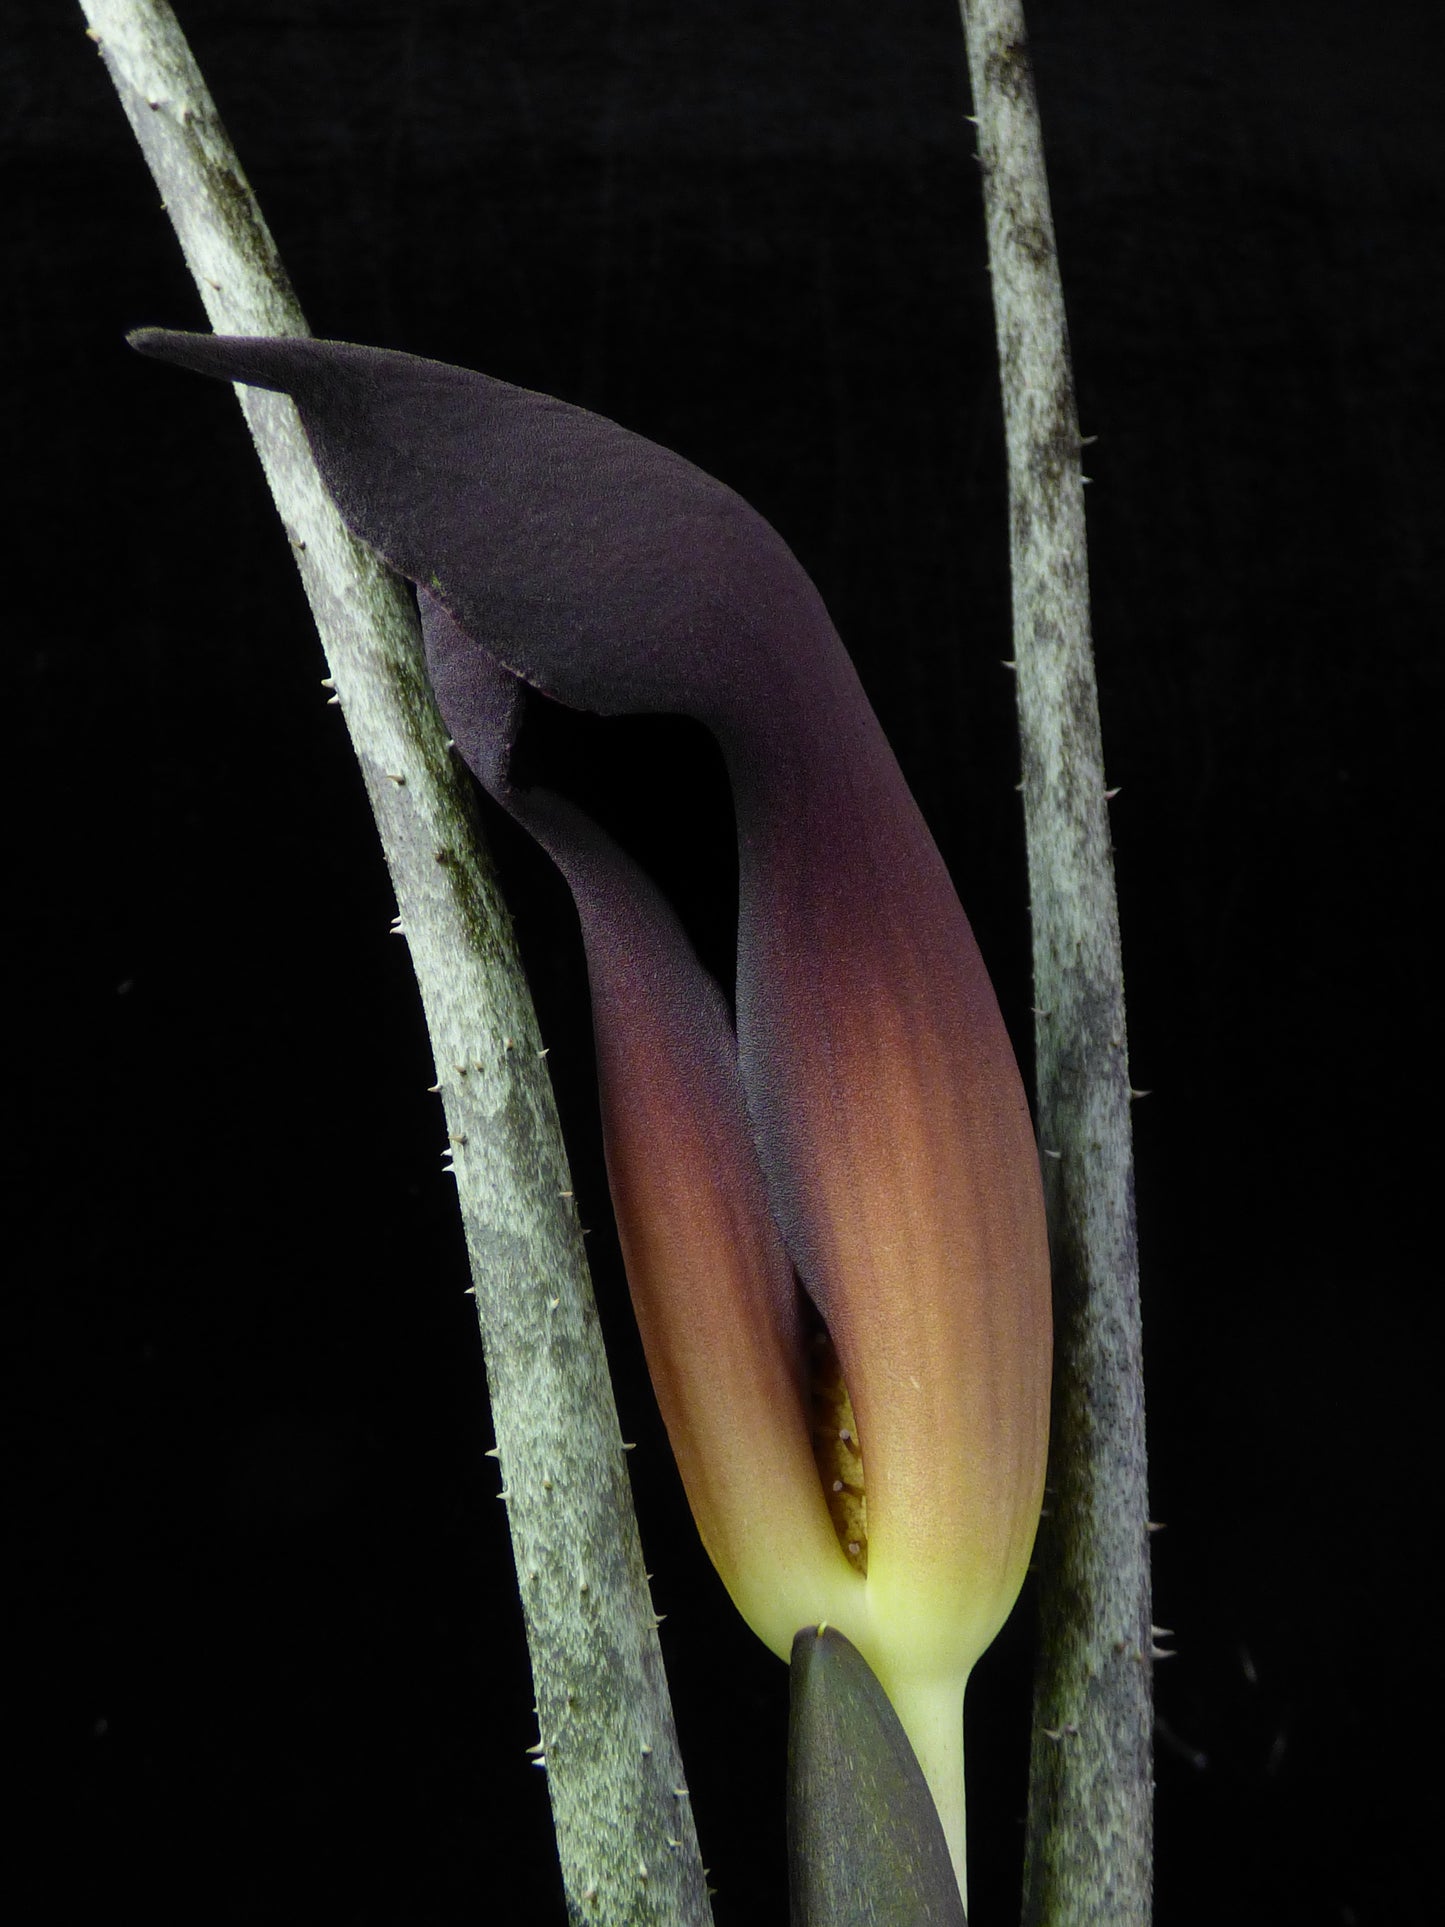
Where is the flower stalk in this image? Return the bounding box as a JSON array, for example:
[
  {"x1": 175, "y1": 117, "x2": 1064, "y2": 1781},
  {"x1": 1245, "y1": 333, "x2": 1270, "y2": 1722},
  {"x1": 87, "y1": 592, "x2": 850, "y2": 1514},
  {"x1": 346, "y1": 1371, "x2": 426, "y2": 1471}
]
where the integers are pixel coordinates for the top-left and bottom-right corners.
[
  {"x1": 86, "y1": 6, "x2": 712, "y2": 1919},
  {"x1": 955, "y1": 5, "x2": 1154, "y2": 1920}
]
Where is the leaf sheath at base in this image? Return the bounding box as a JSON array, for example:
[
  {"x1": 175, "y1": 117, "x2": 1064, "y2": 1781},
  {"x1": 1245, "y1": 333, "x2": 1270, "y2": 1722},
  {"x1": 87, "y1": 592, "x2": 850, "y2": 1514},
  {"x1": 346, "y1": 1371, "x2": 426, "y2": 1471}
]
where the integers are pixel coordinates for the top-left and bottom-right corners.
[{"x1": 788, "y1": 1626, "x2": 968, "y2": 1927}]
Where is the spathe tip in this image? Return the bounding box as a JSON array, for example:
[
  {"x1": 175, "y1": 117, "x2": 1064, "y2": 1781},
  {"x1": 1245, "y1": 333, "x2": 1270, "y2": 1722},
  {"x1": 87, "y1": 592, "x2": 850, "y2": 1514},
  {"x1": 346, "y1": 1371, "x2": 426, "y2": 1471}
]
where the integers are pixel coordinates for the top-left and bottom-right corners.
[
  {"x1": 124, "y1": 326, "x2": 310, "y2": 394},
  {"x1": 127, "y1": 325, "x2": 219, "y2": 371}
]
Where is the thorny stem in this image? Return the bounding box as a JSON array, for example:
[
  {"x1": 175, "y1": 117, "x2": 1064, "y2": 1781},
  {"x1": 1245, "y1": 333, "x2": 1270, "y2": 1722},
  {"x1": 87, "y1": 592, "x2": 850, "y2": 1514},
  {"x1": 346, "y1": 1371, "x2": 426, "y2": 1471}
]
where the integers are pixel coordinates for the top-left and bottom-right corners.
[
  {"x1": 80, "y1": 4, "x2": 713, "y2": 1922},
  {"x1": 955, "y1": 6, "x2": 1154, "y2": 1925}
]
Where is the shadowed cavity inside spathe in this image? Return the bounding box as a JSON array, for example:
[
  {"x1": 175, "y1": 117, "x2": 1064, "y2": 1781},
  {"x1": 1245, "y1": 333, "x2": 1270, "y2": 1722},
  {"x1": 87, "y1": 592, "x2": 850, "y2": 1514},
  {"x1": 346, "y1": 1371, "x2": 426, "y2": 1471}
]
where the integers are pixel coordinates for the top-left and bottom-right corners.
[{"x1": 509, "y1": 699, "x2": 740, "y2": 1014}]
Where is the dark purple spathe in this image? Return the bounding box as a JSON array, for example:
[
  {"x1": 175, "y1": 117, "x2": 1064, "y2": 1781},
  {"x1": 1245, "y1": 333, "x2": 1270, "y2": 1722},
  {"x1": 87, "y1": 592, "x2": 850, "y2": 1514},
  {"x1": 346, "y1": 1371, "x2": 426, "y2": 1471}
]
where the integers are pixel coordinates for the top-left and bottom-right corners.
[{"x1": 129, "y1": 333, "x2": 1052, "y2": 1872}]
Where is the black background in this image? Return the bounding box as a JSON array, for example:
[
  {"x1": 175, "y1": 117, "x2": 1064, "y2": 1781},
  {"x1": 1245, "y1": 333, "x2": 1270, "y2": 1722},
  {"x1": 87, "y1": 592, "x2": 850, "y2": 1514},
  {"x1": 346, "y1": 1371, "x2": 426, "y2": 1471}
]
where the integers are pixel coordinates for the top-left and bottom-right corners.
[{"x1": 9, "y1": 2, "x2": 1439, "y2": 1922}]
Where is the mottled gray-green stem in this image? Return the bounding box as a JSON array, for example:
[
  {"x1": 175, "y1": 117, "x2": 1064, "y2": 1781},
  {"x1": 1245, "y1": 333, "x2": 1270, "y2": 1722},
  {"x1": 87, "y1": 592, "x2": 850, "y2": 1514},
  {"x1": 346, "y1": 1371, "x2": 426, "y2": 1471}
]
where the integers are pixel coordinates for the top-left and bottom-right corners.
[
  {"x1": 80, "y1": 4, "x2": 713, "y2": 1921},
  {"x1": 955, "y1": 5, "x2": 1154, "y2": 1924}
]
